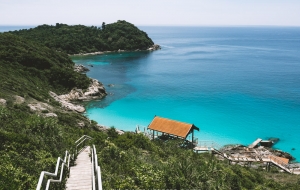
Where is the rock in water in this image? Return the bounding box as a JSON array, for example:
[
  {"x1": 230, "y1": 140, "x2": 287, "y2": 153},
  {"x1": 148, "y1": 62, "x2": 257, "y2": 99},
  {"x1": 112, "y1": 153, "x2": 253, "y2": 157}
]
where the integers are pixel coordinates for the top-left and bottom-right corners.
[
  {"x1": 147, "y1": 44, "x2": 161, "y2": 51},
  {"x1": 268, "y1": 137, "x2": 280, "y2": 144}
]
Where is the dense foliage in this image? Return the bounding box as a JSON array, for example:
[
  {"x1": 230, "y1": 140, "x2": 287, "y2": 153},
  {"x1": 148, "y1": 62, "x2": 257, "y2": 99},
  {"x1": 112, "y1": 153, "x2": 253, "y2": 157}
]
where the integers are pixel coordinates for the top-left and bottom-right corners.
[
  {"x1": 0, "y1": 33, "x2": 90, "y2": 96},
  {"x1": 0, "y1": 105, "x2": 102, "y2": 189},
  {"x1": 8, "y1": 20, "x2": 154, "y2": 54}
]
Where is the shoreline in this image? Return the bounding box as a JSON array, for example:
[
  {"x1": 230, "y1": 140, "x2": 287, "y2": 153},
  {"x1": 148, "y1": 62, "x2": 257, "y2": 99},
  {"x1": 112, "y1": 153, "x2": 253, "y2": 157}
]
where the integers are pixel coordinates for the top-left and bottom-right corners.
[
  {"x1": 69, "y1": 44, "x2": 161, "y2": 56},
  {"x1": 83, "y1": 95, "x2": 299, "y2": 164}
]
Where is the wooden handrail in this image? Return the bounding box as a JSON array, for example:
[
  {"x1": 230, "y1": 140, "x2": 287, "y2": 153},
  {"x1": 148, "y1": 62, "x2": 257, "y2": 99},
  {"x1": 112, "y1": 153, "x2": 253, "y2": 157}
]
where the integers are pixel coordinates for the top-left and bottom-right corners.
[
  {"x1": 36, "y1": 151, "x2": 71, "y2": 190},
  {"x1": 92, "y1": 145, "x2": 103, "y2": 190},
  {"x1": 36, "y1": 135, "x2": 93, "y2": 190}
]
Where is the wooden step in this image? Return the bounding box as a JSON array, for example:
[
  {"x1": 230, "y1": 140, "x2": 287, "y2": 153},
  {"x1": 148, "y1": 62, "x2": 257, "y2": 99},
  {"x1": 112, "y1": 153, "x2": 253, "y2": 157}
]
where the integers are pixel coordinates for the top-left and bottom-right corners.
[{"x1": 66, "y1": 146, "x2": 92, "y2": 190}]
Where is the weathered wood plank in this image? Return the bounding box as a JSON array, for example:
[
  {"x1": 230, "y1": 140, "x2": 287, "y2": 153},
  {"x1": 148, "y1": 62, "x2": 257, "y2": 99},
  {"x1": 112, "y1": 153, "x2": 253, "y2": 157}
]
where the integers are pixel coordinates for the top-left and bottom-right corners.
[
  {"x1": 66, "y1": 146, "x2": 92, "y2": 190},
  {"x1": 248, "y1": 138, "x2": 262, "y2": 148}
]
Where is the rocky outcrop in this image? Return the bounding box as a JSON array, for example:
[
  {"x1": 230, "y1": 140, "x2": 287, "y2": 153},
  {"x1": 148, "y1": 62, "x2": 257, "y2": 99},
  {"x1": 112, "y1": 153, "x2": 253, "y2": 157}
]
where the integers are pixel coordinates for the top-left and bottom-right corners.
[
  {"x1": 84, "y1": 79, "x2": 107, "y2": 98},
  {"x1": 97, "y1": 124, "x2": 109, "y2": 132},
  {"x1": 96, "y1": 124, "x2": 125, "y2": 135},
  {"x1": 49, "y1": 79, "x2": 107, "y2": 113},
  {"x1": 147, "y1": 44, "x2": 161, "y2": 51},
  {"x1": 116, "y1": 129, "x2": 125, "y2": 135},
  {"x1": 74, "y1": 64, "x2": 89, "y2": 73},
  {"x1": 49, "y1": 91, "x2": 85, "y2": 113},
  {"x1": 28, "y1": 102, "x2": 53, "y2": 112},
  {"x1": 71, "y1": 51, "x2": 106, "y2": 56},
  {"x1": 59, "y1": 79, "x2": 107, "y2": 101}
]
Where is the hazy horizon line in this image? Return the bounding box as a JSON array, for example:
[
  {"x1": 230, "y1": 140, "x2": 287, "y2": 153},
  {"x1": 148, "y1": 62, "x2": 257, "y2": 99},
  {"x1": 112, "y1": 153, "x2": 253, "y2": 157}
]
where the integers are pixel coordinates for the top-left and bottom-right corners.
[{"x1": 1, "y1": 24, "x2": 300, "y2": 28}]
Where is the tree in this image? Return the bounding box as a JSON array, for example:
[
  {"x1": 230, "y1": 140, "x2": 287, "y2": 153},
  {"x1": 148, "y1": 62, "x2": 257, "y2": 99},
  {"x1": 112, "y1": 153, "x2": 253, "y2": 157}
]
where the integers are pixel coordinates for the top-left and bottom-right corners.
[{"x1": 102, "y1": 22, "x2": 106, "y2": 30}]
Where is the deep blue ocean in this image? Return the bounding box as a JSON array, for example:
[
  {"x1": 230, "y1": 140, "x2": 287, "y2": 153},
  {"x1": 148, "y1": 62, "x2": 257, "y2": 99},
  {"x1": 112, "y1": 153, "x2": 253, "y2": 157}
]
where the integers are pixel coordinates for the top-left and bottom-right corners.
[{"x1": 1, "y1": 26, "x2": 300, "y2": 161}]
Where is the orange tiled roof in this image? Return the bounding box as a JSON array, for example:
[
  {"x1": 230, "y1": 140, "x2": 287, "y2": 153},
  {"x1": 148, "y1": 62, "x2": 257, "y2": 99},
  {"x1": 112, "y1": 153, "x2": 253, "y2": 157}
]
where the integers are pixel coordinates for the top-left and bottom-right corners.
[
  {"x1": 269, "y1": 155, "x2": 289, "y2": 165},
  {"x1": 148, "y1": 116, "x2": 199, "y2": 138}
]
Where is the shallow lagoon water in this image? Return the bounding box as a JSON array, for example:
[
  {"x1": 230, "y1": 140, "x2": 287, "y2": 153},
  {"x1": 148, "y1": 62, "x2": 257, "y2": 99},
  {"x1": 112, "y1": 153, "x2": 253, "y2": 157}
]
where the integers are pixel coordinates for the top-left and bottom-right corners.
[{"x1": 72, "y1": 27, "x2": 300, "y2": 161}]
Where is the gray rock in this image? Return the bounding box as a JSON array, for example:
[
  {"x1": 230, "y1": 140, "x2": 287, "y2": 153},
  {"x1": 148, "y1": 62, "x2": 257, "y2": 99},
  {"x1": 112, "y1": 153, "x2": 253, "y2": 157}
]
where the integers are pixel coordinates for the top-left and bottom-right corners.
[
  {"x1": 147, "y1": 44, "x2": 161, "y2": 51},
  {"x1": 74, "y1": 64, "x2": 90, "y2": 73},
  {"x1": 44, "y1": 113, "x2": 58, "y2": 117},
  {"x1": 96, "y1": 124, "x2": 124, "y2": 135},
  {"x1": 97, "y1": 124, "x2": 108, "y2": 131},
  {"x1": 116, "y1": 129, "x2": 125, "y2": 135},
  {"x1": 49, "y1": 91, "x2": 85, "y2": 113},
  {"x1": 83, "y1": 79, "x2": 107, "y2": 99},
  {"x1": 49, "y1": 78, "x2": 106, "y2": 113},
  {"x1": 59, "y1": 79, "x2": 107, "y2": 102},
  {"x1": 15, "y1": 95, "x2": 25, "y2": 104},
  {"x1": 0, "y1": 99, "x2": 6, "y2": 106},
  {"x1": 78, "y1": 122, "x2": 85, "y2": 128},
  {"x1": 28, "y1": 103, "x2": 52, "y2": 112}
]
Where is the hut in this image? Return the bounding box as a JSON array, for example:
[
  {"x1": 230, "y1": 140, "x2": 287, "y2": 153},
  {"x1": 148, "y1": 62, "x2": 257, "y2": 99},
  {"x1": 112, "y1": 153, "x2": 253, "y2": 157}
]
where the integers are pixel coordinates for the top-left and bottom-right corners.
[{"x1": 147, "y1": 116, "x2": 199, "y2": 146}]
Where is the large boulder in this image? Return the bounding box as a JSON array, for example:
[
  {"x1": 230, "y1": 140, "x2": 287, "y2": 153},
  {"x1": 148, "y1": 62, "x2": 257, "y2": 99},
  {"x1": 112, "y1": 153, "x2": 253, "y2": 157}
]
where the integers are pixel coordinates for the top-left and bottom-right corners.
[
  {"x1": 49, "y1": 91, "x2": 85, "y2": 113},
  {"x1": 83, "y1": 79, "x2": 106, "y2": 99}
]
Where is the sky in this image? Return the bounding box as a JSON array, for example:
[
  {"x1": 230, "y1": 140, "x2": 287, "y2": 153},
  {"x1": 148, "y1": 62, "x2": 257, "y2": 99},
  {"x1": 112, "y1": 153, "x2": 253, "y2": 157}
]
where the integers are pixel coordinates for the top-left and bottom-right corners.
[{"x1": 1, "y1": 0, "x2": 300, "y2": 26}]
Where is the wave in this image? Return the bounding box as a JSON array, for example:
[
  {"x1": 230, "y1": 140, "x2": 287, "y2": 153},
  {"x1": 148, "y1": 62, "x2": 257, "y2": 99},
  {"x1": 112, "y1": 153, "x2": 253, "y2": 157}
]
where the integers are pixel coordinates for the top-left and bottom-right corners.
[{"x1": 159, "y1": 44, "x2": 175, "y2": 49}]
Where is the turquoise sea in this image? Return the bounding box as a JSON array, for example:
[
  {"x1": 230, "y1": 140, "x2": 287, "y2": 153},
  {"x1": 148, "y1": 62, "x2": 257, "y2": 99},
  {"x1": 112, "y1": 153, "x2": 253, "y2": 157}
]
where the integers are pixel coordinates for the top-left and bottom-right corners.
[
  {"x1": 72, "y1": 27, "x2": 300, "y2": 161},
  {"x1": 1, "y1": 26, "x2": 299, "y2": 161}
]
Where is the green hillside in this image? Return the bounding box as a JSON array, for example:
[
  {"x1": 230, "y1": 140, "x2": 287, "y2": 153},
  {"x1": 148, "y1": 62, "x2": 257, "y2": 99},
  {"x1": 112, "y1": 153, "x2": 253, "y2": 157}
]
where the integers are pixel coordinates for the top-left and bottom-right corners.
[
  {"x1": 0, "y1": 33, "x2": 90, "y2": 98},
  {"x1": 0, "y1": 33, "x2": 98, "y2": 189},
  {"x1": 0, "y1": 29, "x2": 299, "y2": 189},
  {"x1": 8, "y1": 20, "x2": 154, "y2": 54}
]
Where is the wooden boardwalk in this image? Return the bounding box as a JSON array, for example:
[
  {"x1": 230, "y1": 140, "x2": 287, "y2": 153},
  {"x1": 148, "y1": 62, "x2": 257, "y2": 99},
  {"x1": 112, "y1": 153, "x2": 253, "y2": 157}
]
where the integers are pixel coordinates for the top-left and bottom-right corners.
[
  {"x1": 248, "y1": 138, "x2": 262, "y2": 148},
  {"x1": 194, "y1": 144, "x2": 300, "y2": 175},
  {"x1": 66, "y1": 146, "x2": 92, "y2": 190}
]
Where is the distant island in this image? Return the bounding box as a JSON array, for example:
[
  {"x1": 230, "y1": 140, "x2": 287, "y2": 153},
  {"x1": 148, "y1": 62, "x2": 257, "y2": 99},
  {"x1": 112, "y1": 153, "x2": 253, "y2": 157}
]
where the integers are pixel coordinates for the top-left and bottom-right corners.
[{"x1": 8, "y1": 20, "x2": 159, "y2": 54}]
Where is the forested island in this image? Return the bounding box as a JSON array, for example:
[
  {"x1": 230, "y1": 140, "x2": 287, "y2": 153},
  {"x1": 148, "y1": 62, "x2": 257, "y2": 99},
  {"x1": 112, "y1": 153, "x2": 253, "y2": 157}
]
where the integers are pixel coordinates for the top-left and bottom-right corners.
[
  {"x1": 8, "y1": 20, "x2": 157, "y2": 54},
  {"x1": 0, "y1": 21, "x2": 299, "y2": 189}
]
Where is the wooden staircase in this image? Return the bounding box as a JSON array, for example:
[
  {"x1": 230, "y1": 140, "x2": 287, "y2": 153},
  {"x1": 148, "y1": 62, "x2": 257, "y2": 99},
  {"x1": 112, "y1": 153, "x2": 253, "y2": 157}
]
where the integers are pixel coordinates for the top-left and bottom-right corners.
[{"x1": 66, "y1": 146, "x2": 92, "y2": 190}]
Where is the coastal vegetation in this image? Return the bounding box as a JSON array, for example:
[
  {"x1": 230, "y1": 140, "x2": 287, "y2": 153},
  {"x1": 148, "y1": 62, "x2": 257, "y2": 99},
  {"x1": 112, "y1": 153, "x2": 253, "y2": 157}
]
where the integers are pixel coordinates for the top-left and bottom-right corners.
[
  {"x1": 0, "y1": 32, "x2": 98, "y2": 189},
  {"x1": 0, "y1": 33, "x2": 90, "y2": 96},
  {"x1": 0, "y1": 23, "x2": 299, "y2": 189},
  {"x1": 8, "y1": 20, "x2": 155, "y2": 54}
]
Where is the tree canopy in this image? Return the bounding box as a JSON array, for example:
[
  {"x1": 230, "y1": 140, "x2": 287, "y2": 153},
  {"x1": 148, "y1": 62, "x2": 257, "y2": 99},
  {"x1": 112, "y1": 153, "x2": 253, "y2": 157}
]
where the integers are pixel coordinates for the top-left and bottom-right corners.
[
  {"x1": 8, "y1": 20, "x2": 154, "y2": 54},
  {"x1": 0, "y1": 33, "x2": 90, "y2": 98}
]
